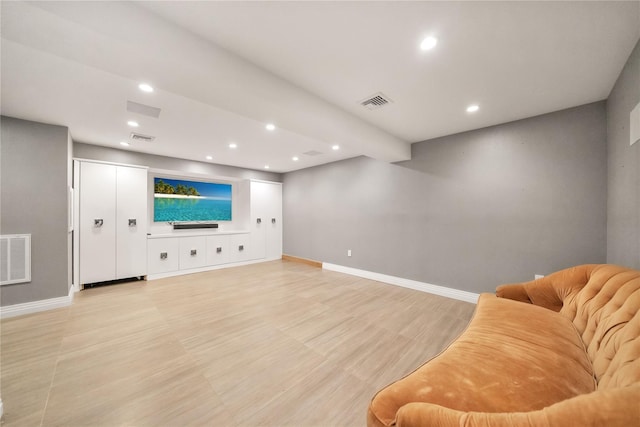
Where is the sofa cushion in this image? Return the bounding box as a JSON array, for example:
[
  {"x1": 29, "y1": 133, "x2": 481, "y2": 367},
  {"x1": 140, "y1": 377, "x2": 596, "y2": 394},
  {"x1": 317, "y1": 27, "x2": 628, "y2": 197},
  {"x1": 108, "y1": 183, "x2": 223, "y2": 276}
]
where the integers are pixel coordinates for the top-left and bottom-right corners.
[
  {"x1": 496, "y1": 264, "x2": 640, "y2": 391},
  {"x1": 368, "y1": 294, "x2": 596, "y2": 427},
  {"x1": 557, "y1": 265, "x2": 640, "y2": 390}
]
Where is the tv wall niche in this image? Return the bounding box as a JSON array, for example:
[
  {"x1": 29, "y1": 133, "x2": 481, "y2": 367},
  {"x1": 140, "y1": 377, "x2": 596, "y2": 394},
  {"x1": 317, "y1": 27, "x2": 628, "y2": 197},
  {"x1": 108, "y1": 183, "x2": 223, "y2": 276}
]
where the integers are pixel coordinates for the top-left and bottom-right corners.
[{"x1": 153, "y1": 177, "x2": 232, "y2": 222}]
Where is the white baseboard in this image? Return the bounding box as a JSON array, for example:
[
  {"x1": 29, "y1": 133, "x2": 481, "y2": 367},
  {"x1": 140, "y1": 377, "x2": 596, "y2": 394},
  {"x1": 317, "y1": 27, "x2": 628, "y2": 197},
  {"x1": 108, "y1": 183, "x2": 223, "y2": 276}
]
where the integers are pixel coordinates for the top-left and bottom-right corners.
[
  {"x1": 0, "y1": 285, "x2": 75, "y2": 319},
  {"x1": 322, "y1": 263, "x2": 480, "y2": 304}
]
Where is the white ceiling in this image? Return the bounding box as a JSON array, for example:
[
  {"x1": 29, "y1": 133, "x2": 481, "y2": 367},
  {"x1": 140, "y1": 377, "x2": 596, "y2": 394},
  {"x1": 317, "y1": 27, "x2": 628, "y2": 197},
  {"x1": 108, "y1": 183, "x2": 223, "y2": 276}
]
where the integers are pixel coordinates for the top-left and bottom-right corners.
[{"x1": 1, "y1": 1, "x2": 639, "y2": 173}]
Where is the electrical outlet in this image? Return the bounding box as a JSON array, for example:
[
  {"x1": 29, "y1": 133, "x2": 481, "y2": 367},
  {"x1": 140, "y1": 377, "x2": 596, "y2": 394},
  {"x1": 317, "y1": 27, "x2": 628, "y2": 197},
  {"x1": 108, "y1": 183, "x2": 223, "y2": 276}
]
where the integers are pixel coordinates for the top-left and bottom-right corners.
[
  {"x1": 534, "y1": 274, "x2": 544, "y2": 280},
  {"x1": 347, "y1": 249, "x2": 352, "y2": 257}
]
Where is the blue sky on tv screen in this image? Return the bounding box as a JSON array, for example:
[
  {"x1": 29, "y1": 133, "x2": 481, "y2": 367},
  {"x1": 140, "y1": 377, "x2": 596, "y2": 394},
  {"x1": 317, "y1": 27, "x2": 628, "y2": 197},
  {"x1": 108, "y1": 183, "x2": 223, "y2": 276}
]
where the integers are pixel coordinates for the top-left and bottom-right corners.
[{"x1": 154, "y1": 178, "x2": 231, "y2": 200}]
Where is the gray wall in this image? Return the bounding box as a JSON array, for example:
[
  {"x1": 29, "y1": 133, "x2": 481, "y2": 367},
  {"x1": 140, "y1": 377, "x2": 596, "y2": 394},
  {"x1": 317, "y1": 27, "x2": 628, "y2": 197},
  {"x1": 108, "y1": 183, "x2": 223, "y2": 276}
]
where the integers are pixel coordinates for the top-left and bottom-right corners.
[
  {"x1": 283, "y1": 102, "x2": 607, "y2": 293},
  {"x1": 74, "y1": 143, "x2": 282, "y2": 183},
  {"x1": 1, "y1": 116, "x2": 71, "y2": 306},
  {"x1": 607, "y1": 39, "x2": 640, "y2": 269}
]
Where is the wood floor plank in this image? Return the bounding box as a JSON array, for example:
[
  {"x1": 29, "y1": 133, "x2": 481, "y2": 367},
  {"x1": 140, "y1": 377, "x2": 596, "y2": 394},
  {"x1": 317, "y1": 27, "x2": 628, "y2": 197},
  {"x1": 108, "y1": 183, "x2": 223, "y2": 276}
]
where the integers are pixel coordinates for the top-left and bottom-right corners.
[{"x1": 1, "y1": 260, "x2": 476, "y2": 427}]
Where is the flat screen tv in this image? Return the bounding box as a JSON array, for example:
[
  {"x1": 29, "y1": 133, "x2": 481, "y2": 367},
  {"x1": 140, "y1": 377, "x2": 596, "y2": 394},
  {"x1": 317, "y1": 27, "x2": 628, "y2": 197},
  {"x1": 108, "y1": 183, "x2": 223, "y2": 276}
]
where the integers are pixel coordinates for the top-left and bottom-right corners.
[{"x1": 153, "y1": 177, "x2": 232, "y2": 222}]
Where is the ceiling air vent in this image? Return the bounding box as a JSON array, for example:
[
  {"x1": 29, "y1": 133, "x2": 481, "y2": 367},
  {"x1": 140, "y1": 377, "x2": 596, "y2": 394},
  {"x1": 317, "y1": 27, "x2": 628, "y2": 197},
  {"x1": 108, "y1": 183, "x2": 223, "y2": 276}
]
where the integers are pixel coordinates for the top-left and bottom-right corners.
[
  {"x1": 130, "y1": 132, "x2": 155, "y2": 142},
  {"x1": 359, "y1": 92, "x2": 393, "y2": 110},
  {"x1": 126, "y1": 100, "x2": 162, "y2": 118},
  {"x1": 303, "y1": 150, "x2": 323, "y2": 156}
]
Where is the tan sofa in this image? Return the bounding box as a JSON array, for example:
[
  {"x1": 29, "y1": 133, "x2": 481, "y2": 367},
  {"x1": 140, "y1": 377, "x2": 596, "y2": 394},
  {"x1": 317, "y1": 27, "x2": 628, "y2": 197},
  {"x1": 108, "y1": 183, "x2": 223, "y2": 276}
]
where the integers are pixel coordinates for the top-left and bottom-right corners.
[{"x1": 367, "y1": 264, "x2": 640, "y2": 427}]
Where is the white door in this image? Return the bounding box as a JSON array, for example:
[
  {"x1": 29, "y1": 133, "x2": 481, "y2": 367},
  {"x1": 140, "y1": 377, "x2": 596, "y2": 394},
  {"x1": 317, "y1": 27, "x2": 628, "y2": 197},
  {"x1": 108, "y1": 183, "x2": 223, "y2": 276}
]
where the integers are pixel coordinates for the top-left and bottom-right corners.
[
  {"x1": 116, "y1": 166, "x2": 147, "y2": 279},
  {"x1": 80, "y1": 162, "x2": 116, "y2": 284}
]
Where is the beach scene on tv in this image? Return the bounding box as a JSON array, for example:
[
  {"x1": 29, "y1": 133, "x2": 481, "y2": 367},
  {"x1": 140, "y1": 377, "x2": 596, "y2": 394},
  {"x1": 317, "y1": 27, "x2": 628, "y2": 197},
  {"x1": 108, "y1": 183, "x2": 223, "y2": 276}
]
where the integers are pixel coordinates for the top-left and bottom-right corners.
[{"x1": 154, "y1": 177, "x2": 232, "y2": 222}]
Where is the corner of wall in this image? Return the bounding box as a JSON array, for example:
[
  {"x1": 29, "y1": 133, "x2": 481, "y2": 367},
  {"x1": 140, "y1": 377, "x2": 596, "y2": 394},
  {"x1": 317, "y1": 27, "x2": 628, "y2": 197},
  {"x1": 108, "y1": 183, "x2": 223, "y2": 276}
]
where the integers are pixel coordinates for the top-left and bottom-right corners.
[{"x1": 606, "y1": 37, "x2": 640, "y2": 269}]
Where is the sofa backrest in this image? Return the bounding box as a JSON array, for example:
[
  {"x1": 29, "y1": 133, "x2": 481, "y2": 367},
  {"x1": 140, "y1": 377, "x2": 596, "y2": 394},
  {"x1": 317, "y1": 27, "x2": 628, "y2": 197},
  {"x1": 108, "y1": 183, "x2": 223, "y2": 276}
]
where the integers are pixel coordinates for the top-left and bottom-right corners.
[{"x1": 558, "y1": 264, "x2": 640, "y2": 390}]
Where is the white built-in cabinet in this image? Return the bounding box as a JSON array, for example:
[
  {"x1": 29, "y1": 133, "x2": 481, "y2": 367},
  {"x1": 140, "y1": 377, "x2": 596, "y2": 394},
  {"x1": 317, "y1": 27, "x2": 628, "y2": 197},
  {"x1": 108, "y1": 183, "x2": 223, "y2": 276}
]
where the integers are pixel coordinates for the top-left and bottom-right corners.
[
  {"x1": 77, "y1": 160, "x2": 147, "y2": 285},
  {"x1": 76, "y1": 164, "x2": 282, "y2": 283},
  {"x1": 145, "y1": 180, "x2": 282, "y2": 279}
]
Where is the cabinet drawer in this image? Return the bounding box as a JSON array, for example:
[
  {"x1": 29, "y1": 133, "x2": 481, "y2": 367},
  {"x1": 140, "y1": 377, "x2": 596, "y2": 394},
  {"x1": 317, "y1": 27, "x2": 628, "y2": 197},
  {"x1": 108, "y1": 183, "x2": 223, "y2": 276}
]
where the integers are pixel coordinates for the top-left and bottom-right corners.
[
  {"x1": 179, "y1": 236, "x2": 207, "y2": 270},
  {"x1": 205, "y1": 234, "x2": 231, "y2": 266},
  {"x1": 148, "y1": 238, "x2": 179, "y2": 274}
]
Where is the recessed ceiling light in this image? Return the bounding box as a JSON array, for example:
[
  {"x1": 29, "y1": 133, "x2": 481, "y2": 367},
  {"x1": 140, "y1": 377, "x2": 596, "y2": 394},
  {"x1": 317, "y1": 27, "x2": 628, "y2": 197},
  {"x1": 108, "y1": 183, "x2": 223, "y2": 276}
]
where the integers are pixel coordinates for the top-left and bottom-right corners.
[
  {"x1": 206, "y1": 155, "x2": 213, "y2": 160},
  {"x1": 120, "y1": 141, "x2": 130, "y2": 147},
  {"x1": 229, "y1": 143, "x2": 237, "y2": 149},
  {"x1": 466, "y1": 104, "x2": 480, "y2": 113},
  {"x1": 292, "y1": 156, "x2": 299, "y2": 161},
  {"x1": 127, "y1": 120, "x2": 139, "y2": 127},
  {"x1": 265, "y1": 123, "x2": 276, "y2": 131},
  {"x1": 264, "y1": 165, "x2": 270, "y2": 169},
  {"x1": 332, "y1": 145, "x2": 340, "y2": 151},
  {"x1": 420, "y1": 36, "x2": 438, "y2": 51},
  {"x1": 138, "y1": 83, "x2": 154, "y2": 93}
]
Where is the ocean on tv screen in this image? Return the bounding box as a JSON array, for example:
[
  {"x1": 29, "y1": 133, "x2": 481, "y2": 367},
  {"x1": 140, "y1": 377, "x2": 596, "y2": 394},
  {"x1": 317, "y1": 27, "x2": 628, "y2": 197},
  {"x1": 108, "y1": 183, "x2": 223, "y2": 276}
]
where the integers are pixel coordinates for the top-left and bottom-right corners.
[{"x1": 153, "y1": 197, "x2": 232, "y2": 222}]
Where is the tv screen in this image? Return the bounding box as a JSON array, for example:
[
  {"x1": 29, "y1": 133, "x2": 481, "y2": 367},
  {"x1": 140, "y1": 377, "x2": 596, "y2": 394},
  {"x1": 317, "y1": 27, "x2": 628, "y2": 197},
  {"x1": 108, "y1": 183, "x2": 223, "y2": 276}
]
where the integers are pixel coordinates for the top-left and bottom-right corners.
[{"x1": 153, "y1": 177, "x2": 232, "y2": 222}]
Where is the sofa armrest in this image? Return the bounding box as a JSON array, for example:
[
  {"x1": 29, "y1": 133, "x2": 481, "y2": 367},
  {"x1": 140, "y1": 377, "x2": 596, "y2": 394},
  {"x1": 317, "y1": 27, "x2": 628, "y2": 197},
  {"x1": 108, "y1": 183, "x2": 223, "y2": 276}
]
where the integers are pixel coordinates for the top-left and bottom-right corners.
[
  {"x1": 395, "y1": 385, "x2": 640, "y2": 427},
  {"x1": 495, "y1": 264, "x2": 597, "y2": 312}
]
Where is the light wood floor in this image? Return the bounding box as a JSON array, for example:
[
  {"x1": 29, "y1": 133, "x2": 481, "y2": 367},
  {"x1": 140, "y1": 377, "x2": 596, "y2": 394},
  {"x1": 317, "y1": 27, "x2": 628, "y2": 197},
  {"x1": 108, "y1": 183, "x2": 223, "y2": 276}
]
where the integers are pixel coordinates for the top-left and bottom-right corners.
[{"x1": 1, "y1": 260, "x2": 475, "y2": 427}]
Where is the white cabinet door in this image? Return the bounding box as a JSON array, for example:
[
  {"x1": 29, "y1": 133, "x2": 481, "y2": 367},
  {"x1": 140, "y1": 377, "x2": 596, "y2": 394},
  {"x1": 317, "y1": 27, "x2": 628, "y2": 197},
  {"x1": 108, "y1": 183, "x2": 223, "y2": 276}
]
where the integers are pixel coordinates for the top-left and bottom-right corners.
[
  {"x1": 250, "y1": 181, "x2": 282, "y2": 261},
  {"x1": 264, "y1": 183, "x2": 282, "y2": 260},
  {"x1": 116, "y1": 166, "x2": 147, "y2": 278},
  {"x1": 147, "y1": 238, "x2": 179, "y2": 274},
  {"x1": 79, "y1": 161, "x2": 148, "y2": 285},
  {"x1": 179, "y1": 236, "x2": 207, "y2": 270},
  {"x1": 229, "y1": 233, "x2": 252, "y2": 262},
  {"x1": 250, "y1": 181, "x2": 271, "y2": 260},
  {"x1": 206, "y1": 234, "x2": 231, "y2": 266},
  {"x1": 80, "y1": 162, "x2": 117, "y2": 284}
]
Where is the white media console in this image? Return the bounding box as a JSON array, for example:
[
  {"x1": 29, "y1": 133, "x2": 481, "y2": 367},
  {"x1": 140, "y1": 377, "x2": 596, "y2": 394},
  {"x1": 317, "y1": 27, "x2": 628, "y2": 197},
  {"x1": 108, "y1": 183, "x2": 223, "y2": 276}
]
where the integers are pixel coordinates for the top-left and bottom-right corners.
[{"x1": 147, "y1": 230, "x2": 253, "y2": 279}]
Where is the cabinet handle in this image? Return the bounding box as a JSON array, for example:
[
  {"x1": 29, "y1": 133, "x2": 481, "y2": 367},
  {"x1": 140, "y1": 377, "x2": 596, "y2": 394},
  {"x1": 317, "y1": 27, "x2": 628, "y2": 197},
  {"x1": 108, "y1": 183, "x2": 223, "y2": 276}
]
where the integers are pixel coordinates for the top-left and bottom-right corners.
[
  {"x1": 216, "y1": 247, "x2": 222, "y2": 253},
  {"x1": 160, "y1": 252, "x2": 168, "y2": 260},
  {"x1": 256, "y1": 218, "x2": 262, "y2": 224},
  {"x1": 271, "y1": 218, "x2": 276, "y2": 224},
  {"x1": 94, "y1": 219, "x2": 104, "y2": 227},
  {"x1": 128, "y1": 218, "x2": 137, "y2": 227},
  {"x1": 238, "y1": 245, "x2": 244, "y2": 251},
  {"x1": 190, "y1": 249, "x2": 197, "y2": 256}
]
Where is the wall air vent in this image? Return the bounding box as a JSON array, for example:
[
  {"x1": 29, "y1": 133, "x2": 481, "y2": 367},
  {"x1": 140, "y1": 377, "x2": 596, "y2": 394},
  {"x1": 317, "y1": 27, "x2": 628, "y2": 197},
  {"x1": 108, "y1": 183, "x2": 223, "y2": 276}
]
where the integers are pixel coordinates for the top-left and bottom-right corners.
[
  {"x1": 130, "y1": 132, "x2": 156, "y2": 142},
  {"x1": 359, "y1": 92, "x2": 393, "y2": 110},
  {"x1": 1, "y1": 234, "x2": 31, "y2": 285},
  {"x1": 303, "y1": 150, "x2": 323, "y2": 156}
]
